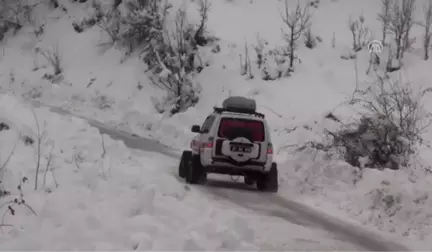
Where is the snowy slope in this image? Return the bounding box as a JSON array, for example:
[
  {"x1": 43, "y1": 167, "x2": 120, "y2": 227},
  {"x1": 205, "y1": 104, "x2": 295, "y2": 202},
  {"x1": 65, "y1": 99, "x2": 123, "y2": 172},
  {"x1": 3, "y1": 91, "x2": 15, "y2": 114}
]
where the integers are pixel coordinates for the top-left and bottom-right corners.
[
  {"x1": 0, "y1": 93, "x2": 368, "y2": 250},
  {"x1": 2, "y1": 0, "x2": 432, "y2": 247}
]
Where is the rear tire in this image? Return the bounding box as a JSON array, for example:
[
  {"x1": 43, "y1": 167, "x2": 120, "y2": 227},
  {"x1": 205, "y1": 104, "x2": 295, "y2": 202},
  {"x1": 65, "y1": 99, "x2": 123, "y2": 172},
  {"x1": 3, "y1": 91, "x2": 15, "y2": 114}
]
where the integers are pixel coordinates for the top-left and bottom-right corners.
[
  {"x1": 244, "y1": 176, "x2": 255, "y2": 185},
  {"x1": 256, "y1": 163, "x2": 278, "y2": 193},
  {"x1": 186, "y1": 155, "x2": 206, "y2": 184},
  {"x1": 178, "y1": 151, "x2": 192, "y2": 178}
]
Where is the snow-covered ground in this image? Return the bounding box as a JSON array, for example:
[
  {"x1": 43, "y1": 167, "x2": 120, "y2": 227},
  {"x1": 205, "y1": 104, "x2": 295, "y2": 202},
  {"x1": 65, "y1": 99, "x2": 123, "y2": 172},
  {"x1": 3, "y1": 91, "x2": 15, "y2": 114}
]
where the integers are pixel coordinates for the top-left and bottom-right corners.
[
  {"x1": 2, "y1": 0, "x2": 432, "y2": 248},
  {"x1": 0, "y1": 93, "x2": 371, "y2": 250}
]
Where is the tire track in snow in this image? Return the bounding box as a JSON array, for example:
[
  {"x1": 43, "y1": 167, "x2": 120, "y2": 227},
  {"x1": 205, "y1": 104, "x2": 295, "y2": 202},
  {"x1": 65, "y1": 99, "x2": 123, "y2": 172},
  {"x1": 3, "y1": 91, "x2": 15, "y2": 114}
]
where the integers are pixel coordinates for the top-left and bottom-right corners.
[
  {"x1": 32, "y1": 101, "x2": 410, "y2": 251},
  {"x1": 201, "y1": 179, "x2": 408, "y2": 251}
]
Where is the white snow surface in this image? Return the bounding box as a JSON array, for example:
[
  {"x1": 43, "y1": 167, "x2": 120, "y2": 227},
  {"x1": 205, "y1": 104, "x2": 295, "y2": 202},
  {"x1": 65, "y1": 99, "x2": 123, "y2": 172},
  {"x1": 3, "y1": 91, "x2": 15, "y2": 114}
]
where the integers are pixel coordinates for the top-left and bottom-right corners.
[
  {"x1": 1, "y1": 0, "x2": 432, "y2": 249},
  {"x1": 0, "y1": 93, "x2": 366, "y2": 250}
]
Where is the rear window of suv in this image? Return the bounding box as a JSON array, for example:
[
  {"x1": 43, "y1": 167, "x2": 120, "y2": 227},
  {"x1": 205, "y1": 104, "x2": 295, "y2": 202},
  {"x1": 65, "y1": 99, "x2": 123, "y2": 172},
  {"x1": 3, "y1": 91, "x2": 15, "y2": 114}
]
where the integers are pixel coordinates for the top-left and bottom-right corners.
[{"x1": 218, "y1": 118, "x2": 265, "y2": 142}]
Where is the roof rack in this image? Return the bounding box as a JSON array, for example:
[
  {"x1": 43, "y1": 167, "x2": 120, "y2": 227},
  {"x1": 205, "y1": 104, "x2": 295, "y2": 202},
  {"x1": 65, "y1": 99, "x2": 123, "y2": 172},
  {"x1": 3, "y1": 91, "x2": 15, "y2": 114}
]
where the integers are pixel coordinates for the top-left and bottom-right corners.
[{"x1": 213, "y1": 106, "x2": 265, "y2": 119}]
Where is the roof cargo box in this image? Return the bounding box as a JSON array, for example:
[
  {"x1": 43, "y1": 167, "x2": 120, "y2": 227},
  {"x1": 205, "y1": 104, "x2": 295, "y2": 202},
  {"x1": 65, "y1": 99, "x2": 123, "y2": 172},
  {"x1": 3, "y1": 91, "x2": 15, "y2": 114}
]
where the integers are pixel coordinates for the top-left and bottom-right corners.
[{"x1": 222, "y1": 96, "x2": 256, "y2": 113}]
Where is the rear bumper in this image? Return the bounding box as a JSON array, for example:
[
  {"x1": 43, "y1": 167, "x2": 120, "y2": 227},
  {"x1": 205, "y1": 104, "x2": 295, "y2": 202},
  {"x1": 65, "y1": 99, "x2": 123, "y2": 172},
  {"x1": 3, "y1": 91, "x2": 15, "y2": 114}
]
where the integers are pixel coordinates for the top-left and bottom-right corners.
[
  {"x1": 204, "y1": 164, "x2": 265, "y2": 175},
  {"x1": 201, "y1": 153, "x2": 272, "y2": 175},
  {"x1": 199, "y1": 147, "x2": 272, "y2": 173},
  {"x1": 204, "y1": 166, "x2": 265, "y2": 176}
]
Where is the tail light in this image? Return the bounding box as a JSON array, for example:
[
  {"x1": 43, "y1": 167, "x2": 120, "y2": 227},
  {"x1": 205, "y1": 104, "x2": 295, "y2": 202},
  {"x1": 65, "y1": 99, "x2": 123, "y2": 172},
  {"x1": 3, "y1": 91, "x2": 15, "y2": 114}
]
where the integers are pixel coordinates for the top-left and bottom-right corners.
[
  {"x1": 202, "y1": 137, "x2": 214, "y2": 149},
  {"x1": 267, "y1": 143, "x2": 273, "y2": 154}
]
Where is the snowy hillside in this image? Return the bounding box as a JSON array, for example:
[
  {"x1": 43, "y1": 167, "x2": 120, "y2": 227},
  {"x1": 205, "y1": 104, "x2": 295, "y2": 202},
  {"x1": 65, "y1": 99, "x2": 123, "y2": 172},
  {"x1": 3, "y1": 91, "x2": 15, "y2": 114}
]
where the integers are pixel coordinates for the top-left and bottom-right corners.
[{"x1": 2, "y1": 0, "x2": 432, "y2": 249}]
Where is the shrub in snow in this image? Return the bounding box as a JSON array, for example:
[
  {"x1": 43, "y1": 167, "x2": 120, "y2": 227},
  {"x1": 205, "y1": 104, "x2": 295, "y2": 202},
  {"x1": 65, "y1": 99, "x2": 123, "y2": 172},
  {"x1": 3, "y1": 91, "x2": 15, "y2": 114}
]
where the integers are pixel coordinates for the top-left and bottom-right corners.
[
  {"x1": 117, "y1": 0, "x2": 171, "y2": 52},
  {"x1": 72, "y1": 2, "x2": 104, "y2": 34},
  {"x1": 0, "y1": 176, "x2": 36, "y2": 226},
  {"x1": 0, "y1": 122, "x2": 10, "y2": 131},
  {"x1": 151, "y1": 79, "x2": 202, "y2": 115},
  {"x1": 211, "y1": 44, "x2": 220, "y2": 53},
  {"x1": 91, "y1": 94, "x2": 114, "y2": 110},
  {"x1": 253, "y1": 36, "x2": 266, "y2": 69},
  {"x1": 308, "y1": 75, "x2": 432, "y2": 170},
  {"x1": 35, "y1": 44, "x2": 62, "y2": 76},
  {"x1": 194, "y1": 0, "x2": 211, "y2": 47},
  {"x1": 0, "y1": 0, "x2": 47, "y2": 39},
  {"x1": 308, "y1": 0, "x2": 319, "y2": 8},
  {"x1": 0, "y1": 0, "x2": 25, "y2": 33},
  {"x1": 251, "y1": 36, "x2": 295, "y2": 80},
  {"x1": 144, "y1": 7, "x2": 203, "y2": 115},
  {"x1": 255, "y1": 45, "x2": 293, "y2": 80},
  {"x1": 348, "y1": 14, "x2": 371, "y2": 52},
  {"x1": 72, "y1": 0, "x2": 212, "y2": 114},
  {"x1": 340, "y1": 48, "x2": 356, "y2": 60},
  {"x1": 303, "y1": 28, "x2": 316, "y2": 49}
]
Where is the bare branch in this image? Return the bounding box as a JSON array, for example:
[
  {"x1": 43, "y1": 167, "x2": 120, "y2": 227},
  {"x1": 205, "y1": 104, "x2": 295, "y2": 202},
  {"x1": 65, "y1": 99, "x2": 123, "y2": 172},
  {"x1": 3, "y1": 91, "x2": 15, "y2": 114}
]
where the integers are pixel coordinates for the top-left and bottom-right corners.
[
  {"x1": 42, "y1": 143, "x2": 55, "y2": 188},
  {"x1": 0, "y1": 138, "x2": 18, "y2": 178},
  {"x1": 31, "y1": 108, "x2": 43, "y2": 191},
  {"x1": 194, "y1": 0, "x2": 211, "y2": 46},
  {"x1": 100, "y1": 133, "x2": 106, "y2": 159},
  {"x1": 37, "y1": 44, "x2": 62, "y2": 75},
  {"x1": 387, "y1": 0, "x2": 416, "y2": 60},
  {"x1": 377, "y1": 0, "x2": 392, "y2": 44},
  {"x1": 348, "y1": 14, "x2": 370, "y2": 51},
  {"x1": 280, "y1": 0, "x2": 311, "y2": 68},
  {"x1": 419, "y1": 0, "x2": 432, "y2": 60},
  {"x1": 96, "y1": 9, "x2": 120, "y2": 45}
]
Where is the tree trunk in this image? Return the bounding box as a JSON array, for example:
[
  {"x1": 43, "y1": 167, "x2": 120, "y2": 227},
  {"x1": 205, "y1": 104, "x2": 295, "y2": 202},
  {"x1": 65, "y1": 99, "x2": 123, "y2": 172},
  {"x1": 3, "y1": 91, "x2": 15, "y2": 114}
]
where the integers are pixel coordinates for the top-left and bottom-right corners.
[{"x1": 289, "y1": 30, "x2": 295, "y2": 68}]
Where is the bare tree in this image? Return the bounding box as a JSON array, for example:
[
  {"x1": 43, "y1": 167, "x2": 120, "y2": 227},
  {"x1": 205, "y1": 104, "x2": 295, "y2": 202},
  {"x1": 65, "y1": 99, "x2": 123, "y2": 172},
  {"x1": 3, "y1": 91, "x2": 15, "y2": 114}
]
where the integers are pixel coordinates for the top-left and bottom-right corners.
[
  {"x1": 280, "y1": 0, "x2": 311, "y2": 68},
  {"x1": 194, "y1": 0, "x2": 211, "y2": 46},
  {"x1": 388, "y1": 0, "x2": 416, "y2": 60},
  {"x1": 377, "y1": 0, "x2": 392, "y2": 44},
  {"x1": 253, "y1": 34, "x2": 266, "y2": 69},
  {"x1": 419, "y1": 0, "x2": 432, "y2": 60},
  {"x1": 348, "y1": 14, "x2": 370, "y2": 51},
  {"x1": 402, "y1": 0, "x2": 416, "y2": 53},
  {"x1": 240, "y1": 41, "x2": 253, "y2": 79}
]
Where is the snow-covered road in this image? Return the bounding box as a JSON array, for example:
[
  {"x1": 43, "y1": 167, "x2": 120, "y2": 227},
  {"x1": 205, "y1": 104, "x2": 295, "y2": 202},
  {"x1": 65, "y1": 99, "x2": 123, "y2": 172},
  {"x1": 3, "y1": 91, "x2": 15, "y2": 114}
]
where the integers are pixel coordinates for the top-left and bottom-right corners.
[{"x1": 35, "y1": 101, "x2": 410, "y2": 251}]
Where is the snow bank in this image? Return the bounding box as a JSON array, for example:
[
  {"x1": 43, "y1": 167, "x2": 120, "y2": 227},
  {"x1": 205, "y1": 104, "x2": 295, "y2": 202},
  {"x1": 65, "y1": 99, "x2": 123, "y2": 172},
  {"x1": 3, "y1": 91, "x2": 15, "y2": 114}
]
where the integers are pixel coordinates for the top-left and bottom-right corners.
[
  {"x1": 0, "y1": 93, "x2": 265, "y2": 250},
  {"x1": 0, "y1": 93, "x2": 361, "y2": 251},
  {"x1": 277, "y1": 116, "x2": 432, "y2": 244}
]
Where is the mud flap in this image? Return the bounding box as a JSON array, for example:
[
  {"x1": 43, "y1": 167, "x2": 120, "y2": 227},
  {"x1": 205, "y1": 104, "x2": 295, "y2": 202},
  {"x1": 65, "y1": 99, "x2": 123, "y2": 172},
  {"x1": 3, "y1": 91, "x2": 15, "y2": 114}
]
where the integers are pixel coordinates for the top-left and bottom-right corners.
[
  {"x1": 256, "y1": 162, "x2": 278, "y2": 192},
  {"x1": 186, "y1": 155, "x2": 206, "y2": 184},
  {"x1": 179, "y1": 150, "x2": 192, "y2": 178}
]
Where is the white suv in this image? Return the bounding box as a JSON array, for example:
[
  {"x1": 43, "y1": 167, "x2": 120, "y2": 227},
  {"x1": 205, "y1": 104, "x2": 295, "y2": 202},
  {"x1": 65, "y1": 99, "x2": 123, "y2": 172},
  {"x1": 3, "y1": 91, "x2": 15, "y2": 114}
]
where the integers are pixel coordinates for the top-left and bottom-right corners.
[{"x1": 178, "y1": 96, "x2": 278, "y2": 192}]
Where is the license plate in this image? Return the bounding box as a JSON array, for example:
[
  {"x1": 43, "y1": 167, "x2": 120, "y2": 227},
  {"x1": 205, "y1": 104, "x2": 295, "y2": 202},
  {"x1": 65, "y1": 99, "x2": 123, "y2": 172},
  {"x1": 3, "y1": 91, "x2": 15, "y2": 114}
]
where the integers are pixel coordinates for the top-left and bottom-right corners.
[{"x1": 230, "y1": 145, "x2": 251, "y2": 153}]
